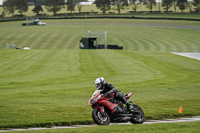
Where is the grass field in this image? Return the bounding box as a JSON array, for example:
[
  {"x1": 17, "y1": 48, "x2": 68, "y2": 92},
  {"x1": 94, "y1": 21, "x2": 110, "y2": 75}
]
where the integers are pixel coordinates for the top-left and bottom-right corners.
[
  {"x1": 1, "y1": 19, "x2": 200, "y2": 51},
  {"x1": 0, "y1": 19, "x2": 200, "y2": 129},
  {"x1": 4, "y1": 121, "x2": 200, "y2": 133}
]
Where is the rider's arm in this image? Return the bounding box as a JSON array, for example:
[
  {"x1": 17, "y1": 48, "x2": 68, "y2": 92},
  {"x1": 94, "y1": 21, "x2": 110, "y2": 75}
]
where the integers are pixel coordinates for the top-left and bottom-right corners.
[
  {"x1": 104, "y1": 83, "x2": 118, "y2": 96},
  {"x1": 108, "y1": 83, "x2": 118, "y2": 93},
  {"x1": 100, "y1": 83, "x2": 118, "y2": 95}
]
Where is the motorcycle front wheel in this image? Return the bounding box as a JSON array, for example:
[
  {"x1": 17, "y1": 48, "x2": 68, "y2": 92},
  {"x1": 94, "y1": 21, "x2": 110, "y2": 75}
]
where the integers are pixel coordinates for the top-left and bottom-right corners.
[
  {"x1": 130, "y1": 104, "x2": 145, "y2": 124},
  {"x1": 92, "y1": 108, "x2": 110, "y2": 125}
]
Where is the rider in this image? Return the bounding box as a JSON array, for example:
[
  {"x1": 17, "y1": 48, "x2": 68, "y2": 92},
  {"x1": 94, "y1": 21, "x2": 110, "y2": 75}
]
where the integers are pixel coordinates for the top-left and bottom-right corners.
[{"x1": 95, "y1": 77, "x2": 132, "y2": 111}]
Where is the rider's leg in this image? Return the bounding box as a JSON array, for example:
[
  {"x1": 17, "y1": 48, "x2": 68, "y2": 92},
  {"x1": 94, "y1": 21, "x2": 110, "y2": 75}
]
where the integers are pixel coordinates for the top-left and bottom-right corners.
[{"x1": 115, "y1": 91, "x2": 131, "y2": 110}]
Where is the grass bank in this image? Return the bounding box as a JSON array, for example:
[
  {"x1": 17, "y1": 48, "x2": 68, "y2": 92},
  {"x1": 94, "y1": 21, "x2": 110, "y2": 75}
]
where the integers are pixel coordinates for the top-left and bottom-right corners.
[
  {"x1": 0, "y1": 19, "x2": 200, "y2": 129},
  {"x1": 0, "y1": 50, "x2": 200, "y2": 129}
]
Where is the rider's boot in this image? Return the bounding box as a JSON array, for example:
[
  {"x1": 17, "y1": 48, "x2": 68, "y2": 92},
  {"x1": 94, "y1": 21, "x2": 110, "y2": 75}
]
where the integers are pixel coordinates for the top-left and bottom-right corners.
[
  {"x1": 120, "y1": 97, "x2": 132, "y2": 111},
  {"x1": 115, "y1": 91, "x2": 132, "y2": 111}
]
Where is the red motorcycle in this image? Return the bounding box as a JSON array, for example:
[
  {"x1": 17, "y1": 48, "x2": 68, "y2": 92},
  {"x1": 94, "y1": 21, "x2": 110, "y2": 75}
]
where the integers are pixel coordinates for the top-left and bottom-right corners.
[{"x1": 89, "y1": 90, "x2": 145, "y2": 125}]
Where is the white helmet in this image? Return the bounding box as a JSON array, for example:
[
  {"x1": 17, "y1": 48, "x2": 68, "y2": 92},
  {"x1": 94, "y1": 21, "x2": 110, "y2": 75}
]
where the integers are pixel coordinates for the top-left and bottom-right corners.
[{"x1": 95, "y1": 77, "x2": 105, "y2": 90}]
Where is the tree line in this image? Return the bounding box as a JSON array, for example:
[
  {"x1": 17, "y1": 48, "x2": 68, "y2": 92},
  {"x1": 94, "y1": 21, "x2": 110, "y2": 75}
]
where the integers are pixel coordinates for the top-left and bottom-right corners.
[
  {"x1": 1, "y1": 0, "x2": 200, "y2": 17},
  {"x1": 97, "y1": 0, "x2": 200, "y2": 14}
]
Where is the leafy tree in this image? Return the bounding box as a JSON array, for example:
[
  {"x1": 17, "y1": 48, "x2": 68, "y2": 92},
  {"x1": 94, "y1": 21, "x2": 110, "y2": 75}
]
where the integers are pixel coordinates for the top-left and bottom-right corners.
[
  {"x1": 172, "y1": 0, "x2": 177, "y2": 13},
  {"x1": 3, "y1": 0, "x2": 15, "y2": 15},
  {"x1": 162, "y1": 0, "x2": 173, "y2": 13},
  {"x1": 33, "y1": 0, "x2": 43, "y2": 5},
  {"x1": 15, "y1": 0, "x2": 28, "y2": 15},
  {"x1": 187, "y1": 1, "x2": 193, "y2": 13},
  {"x1": 143, "y1": 0, "x2": 156, "y2": 13},
  {"x1": 43, "y1": 0, "x2": 65, "y2": 15},
  {"x1": 32, "y1": 5, "x2": 43, "y2": 15},
  {"x1": 66, "y1": 0, "x2": 88, "y2": 14},
  {"x1": 66, "y1": 0, "x2": 76, "y2": 13},
  {"x1": 193, "y1": 0, "x2": 200, "y2": 13},
  {"x1": 95, "y1": 0, "x2": 111, "y2": 14},
  {"x1": 157, "y1": 0, "x2": 161, "y2": 12},
  {"x1": 75, "y1": 0, "x2": 88, "y2": 14},
  {"x1": 3, "y1": 0, "x2": 28, "y2": 15},
  {"x1": 129, "y1": 0, "x2": 142, "y2": 14},
  {"x1": 177, "y1": 0, "x2": 187, "y2": 13},
  {"x1": 1, "y1": 11, "x2": 5, "y2": 17},
  {"x1": 30, "y1": 0, "x2": 43, "y2": 15},
  {"x1": 111, "y1": 0, "x2": 129, "y2": 14}
]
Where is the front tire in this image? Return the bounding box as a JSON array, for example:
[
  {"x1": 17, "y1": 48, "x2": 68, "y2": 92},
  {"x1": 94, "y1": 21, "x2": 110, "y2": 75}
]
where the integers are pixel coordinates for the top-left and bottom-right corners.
[
  {"x1": 92, "y1": 108, "x2": 110, "y2": 125},
  {"x1": 130, "y1": 104, "x2": 145, "y2": 124}
]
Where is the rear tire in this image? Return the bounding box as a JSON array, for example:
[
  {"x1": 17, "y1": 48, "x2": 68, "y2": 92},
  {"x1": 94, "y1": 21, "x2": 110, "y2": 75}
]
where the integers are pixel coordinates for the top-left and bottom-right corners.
[
  {"x1": 92, "y1": 108, "x2": 110, "y2": 125},
  {"x1": 130, "y1": 104, "x2": 145, "y2": 124}
]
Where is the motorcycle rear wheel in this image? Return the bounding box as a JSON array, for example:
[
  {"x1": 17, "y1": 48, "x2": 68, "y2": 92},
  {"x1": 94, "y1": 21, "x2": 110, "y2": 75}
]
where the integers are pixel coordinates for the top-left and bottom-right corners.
[
  {"x1": 92, "y1": 108, "x2": 110, "y2": 125},
  {"x1": 130, "y1": 104, "x2": 145, "y2": 124}
]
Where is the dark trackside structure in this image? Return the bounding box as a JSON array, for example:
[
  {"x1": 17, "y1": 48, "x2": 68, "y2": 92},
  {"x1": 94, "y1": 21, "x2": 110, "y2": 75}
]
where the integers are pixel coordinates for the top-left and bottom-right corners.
[{"x1": 79, "y1": 31, "x2": 123, "y2": 50}]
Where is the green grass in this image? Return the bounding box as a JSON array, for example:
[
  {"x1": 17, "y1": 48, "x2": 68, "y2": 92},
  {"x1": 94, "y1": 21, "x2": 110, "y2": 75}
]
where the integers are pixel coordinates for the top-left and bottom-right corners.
[
  {"x1": 1, "y1": 19, "x2": 200, "y2": 51},
  {"x1": 4, "y1": 121, "x2": 200, "y2": 133},
  {"x1": 0, "y1": 19, "x2": 200, "y2": 129}
]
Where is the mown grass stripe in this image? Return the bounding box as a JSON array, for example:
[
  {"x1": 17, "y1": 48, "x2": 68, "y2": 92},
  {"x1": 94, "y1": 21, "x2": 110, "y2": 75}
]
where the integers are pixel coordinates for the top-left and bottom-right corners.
[
  {"x1": 120, "y1": 38, "x2": 129, "y2": 50},
  {"x1": 0, "y1": 50, "x2": 49, "y2": 78},
  {"x1": 3, "y1": 32, "x2": 16, "y2": 44},
  {"x1": 179, "y1": 40, "x2": 194, "y2": 52},
  {"x1": 172, "y1": 35, "x2": 200, "y2": 52},
  {"x1": 34, "y1": 33, "x2": 53, "y2": 49},
  {"x1": 61, "y1": 35, "x2": 73, "y2": 49},
  {"x1": 134, "y1": 37, "x2": 152, "y2": 51},
  {"x1": 112, "y1": 38, "x2": 125, "y2": 50},
  {"x1": 51, "y1": 34, "x2": 67, "y2": 49},
  {"x1": 56, "y1": 35, "x2": 70, "y2": 49},
  {"x1": 70, "y1": 35, "x2": 82, "y2": 49},
  {"x1": 153, "y1": 35, "x2": 179, "y2": 52},
  {"x1": 38, "y1": 50, "x2": 80, "y2": 78},
  {"x1": 28, "y1": 34, "x2": 48, "y2": 49},
  {"x1": 129, "y1": 38, "x2": 140, "y2": 51},
  {"x1": 0, "y1": 33, "x2": 7, "y2": 49},
  {"x1": 131, "y1": 38, "x2": 145, "y2": 51},
  {"x1": 6, "y1": 33, "x2": 24, "y2": 46},
  {"x1": 139, "y1": 33, "x2": 170, "y2": 52},
  {"x1": 64, "y1": 35, "x2": 79, "y2": 49},
  {"x1": 154, "y1": 36, "x2": 178, "y2": 52},
  {"x1": 172, "y1": 34, "x2": 196, "y2": 52},
  {"x1": 39, "y1": 33, "x2": 59, "y2": 49},
  {"x1": 187, "y1": 40, "x2": 200, "y2": 52},
  {"x1": 141, "y1": 37, "x2": 162, "y2": 52},
  {"x1": 18, "y1": 33, "x2": 37, "y2": 48},
  {"x1": 172, "y1": 38, "x2": 190, "y2": 52},
  {"x1": 14, "y1": 33, "x2": 28, "y2": 48},
  {"x1": 0, "y1": 51, "x2": 57, "y2": 81},
  {"x1": 75, "y1": 50, "x2": 117, "y2": 82},
  {"x1": 45, "y1": 34, "x2": 61, "y2": 49},
  {"x1": 122, "y1": 38, "x2": 134, "y2": 51}
]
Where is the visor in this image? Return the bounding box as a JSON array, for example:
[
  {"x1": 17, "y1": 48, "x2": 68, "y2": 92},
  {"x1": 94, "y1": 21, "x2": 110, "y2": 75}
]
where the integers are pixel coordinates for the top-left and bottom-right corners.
[{"x1": 95, "y1": 83, "x2": 101, "y2": 89}]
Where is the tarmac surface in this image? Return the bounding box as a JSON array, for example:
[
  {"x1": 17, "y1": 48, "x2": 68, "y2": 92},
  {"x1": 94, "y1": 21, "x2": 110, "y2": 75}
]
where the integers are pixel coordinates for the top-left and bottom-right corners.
[
  {"x1": 172, "y1": 52, "x2": 200, "y2": 61},
  {"x1": 0, "y1": 116, "x2": 200, "y2": 132}
]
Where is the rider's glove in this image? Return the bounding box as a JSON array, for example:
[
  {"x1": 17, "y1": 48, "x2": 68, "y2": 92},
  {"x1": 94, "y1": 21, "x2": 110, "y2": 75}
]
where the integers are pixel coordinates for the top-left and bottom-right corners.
[{"x1": 105, "y1": 90, "x2": 113, "y2": 97}]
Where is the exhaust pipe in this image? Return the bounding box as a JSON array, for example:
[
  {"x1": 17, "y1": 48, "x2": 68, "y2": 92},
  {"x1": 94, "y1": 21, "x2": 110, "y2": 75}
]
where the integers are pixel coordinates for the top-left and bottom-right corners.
[
  {"x1": 122, "y1": 117, "x2": 131, "y2": 122},
  {"x1": 122, "y1": 114, "x2": 132, "y2": 117}
]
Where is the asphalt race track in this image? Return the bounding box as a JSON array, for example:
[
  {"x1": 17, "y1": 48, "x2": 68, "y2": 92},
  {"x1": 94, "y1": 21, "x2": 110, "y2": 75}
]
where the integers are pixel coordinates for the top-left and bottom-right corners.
[
  {"x1": 0, "y1": 116, "x2": 200, "y2": 132},
  {"x1": 172, "y1": 53, "x2": 200, "y2": 61}
]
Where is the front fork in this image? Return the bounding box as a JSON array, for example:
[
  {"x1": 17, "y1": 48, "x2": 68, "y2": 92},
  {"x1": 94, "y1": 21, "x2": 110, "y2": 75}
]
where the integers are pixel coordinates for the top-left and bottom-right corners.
[{"x1": 94, "y1": 106, "x2": 104, "y2": 114}]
